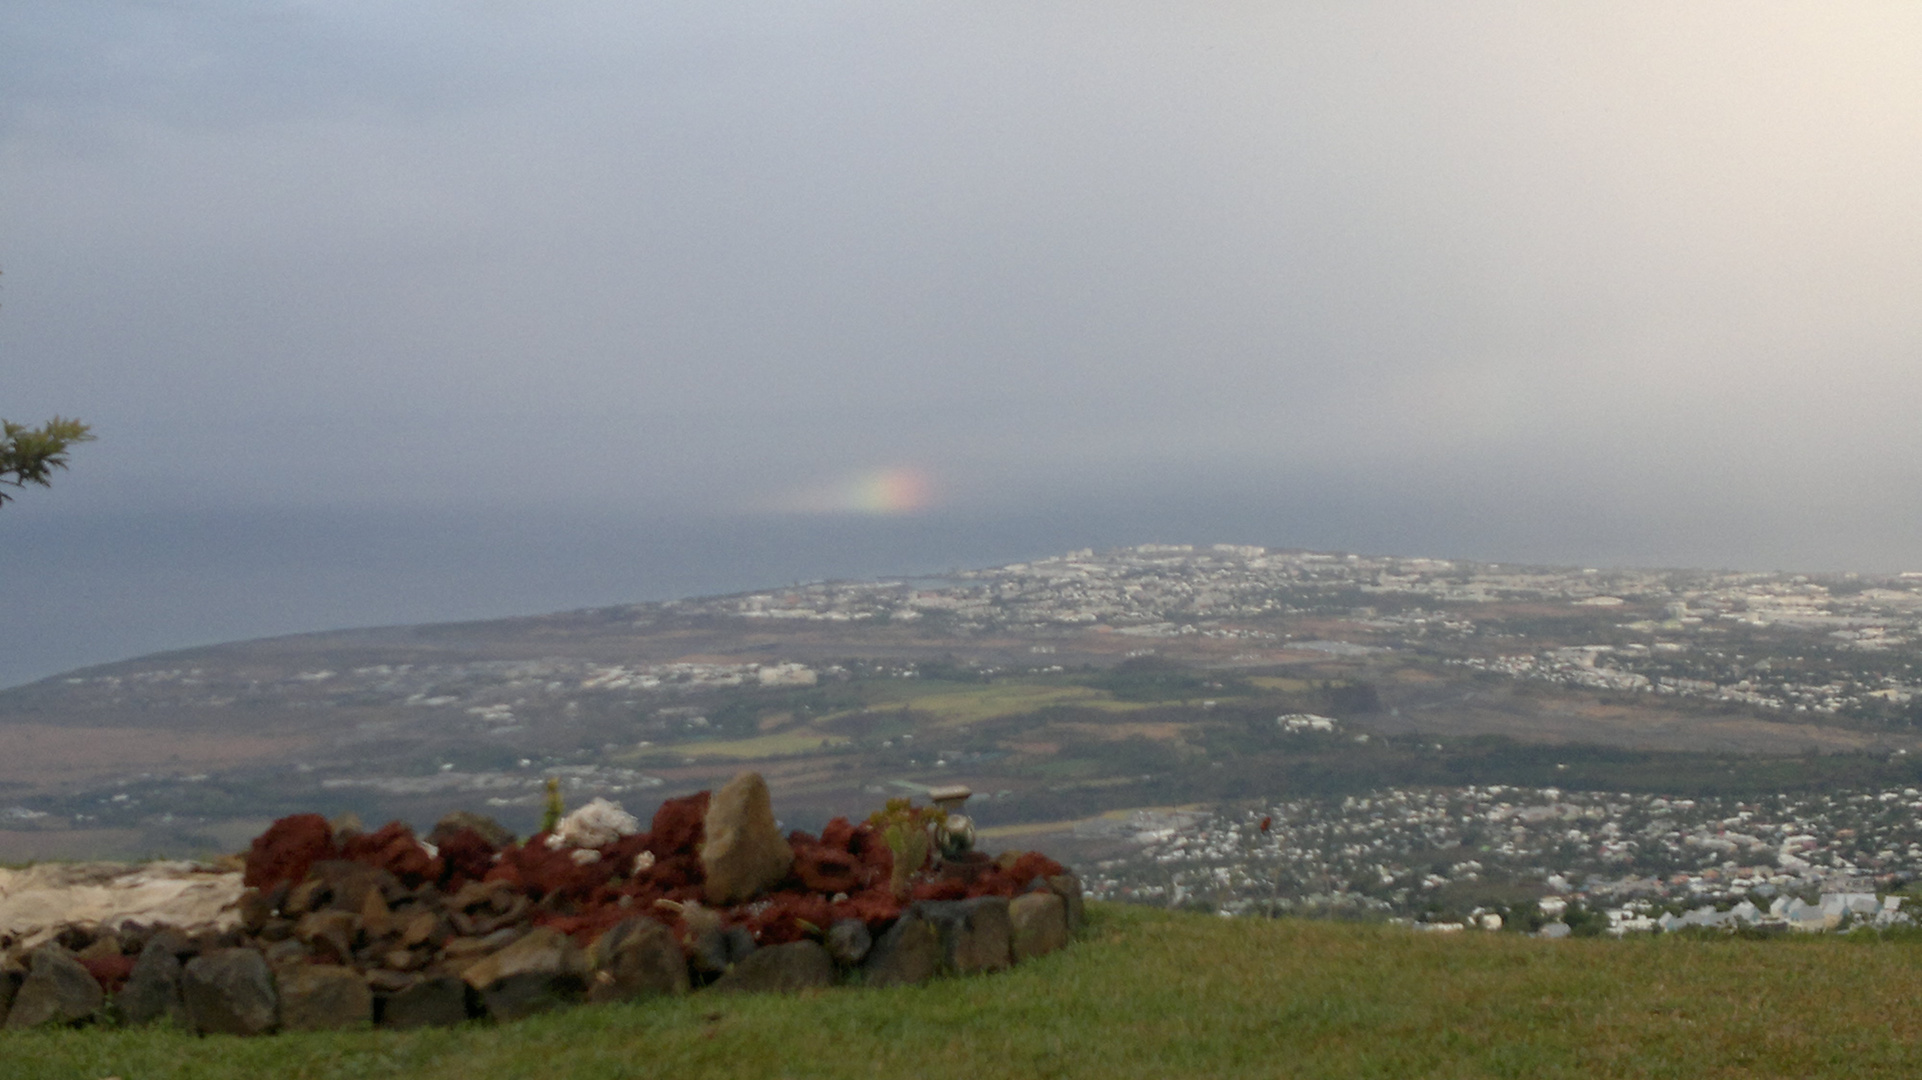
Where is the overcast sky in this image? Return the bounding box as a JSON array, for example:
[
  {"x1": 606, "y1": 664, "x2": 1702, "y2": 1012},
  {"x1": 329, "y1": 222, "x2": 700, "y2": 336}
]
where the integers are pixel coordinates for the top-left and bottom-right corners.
[{"x1": 5, "y1": 2, "x2": 1922, "y2": 685}]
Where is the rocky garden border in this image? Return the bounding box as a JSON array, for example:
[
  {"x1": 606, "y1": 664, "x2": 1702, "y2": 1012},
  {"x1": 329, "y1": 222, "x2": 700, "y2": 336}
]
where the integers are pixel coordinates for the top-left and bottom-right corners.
[{"x1": 0, "y1": 772, "x2": 1081, "y2": 1034}]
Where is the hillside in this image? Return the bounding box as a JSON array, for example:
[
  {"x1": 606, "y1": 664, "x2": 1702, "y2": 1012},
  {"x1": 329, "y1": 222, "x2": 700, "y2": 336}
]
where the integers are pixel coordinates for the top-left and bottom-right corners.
[{"x1": 9, "y1": 904, "x2": 1922, "y2": 1079}]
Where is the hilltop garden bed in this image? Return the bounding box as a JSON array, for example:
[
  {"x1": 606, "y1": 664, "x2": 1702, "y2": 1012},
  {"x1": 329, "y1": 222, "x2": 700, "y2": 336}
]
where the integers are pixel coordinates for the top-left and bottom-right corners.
[{"x1": 0, "y1": 772, "x2": 1081, "y2": 1034}]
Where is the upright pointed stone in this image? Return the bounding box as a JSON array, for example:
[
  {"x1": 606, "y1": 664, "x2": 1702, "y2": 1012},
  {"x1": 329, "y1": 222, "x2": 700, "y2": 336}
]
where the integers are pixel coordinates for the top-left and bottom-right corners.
[{"x1": 701, "y1": 772, "x2": 794, "y2": 905}]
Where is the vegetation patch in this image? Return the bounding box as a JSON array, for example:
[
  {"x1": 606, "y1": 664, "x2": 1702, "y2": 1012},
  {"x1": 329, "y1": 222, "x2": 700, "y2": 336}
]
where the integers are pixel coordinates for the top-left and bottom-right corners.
[
  {"x1": 631, "y1": 732, "x2": 852, "y2": 761},
  {"x1": 866, "y1": 683, "x2": 1155, "y2": 728}
]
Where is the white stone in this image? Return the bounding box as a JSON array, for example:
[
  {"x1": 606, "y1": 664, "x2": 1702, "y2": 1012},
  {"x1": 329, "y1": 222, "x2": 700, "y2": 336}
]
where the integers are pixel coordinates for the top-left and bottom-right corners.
[
  {"x1": 544, "y1": 797, "x2": 641, "y2": 850},
  {"x1": 0, "y1": 861, "x2": 243, "y2": 950}
]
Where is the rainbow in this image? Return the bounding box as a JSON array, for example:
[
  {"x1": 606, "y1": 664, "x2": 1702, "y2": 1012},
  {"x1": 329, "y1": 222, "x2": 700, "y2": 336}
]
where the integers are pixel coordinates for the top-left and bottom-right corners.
[
  {"x1": 780, "y1": 467, "x2": 934, "y2": 515},
  {"x1": 844, "y1": 467, "x2": 933, "y2": 514}
]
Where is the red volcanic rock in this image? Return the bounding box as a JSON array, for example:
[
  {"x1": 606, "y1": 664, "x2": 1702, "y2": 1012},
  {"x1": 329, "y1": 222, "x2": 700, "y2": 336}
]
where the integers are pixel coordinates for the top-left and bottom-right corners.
[
  {"x1": 649, "y1": 792, "x2": 709, "y2": 858},
  {"x1": 534, "y1": 905, "x2": 638, "y2": 945},
  {"x1": 80, "y1": 954, "x2": 137, "y2": 995},
  {"x1": 243, "y1": 814, "x2": 338, "y2": 890},
  {"x1": 1002, "y1": 851, "x2": 1066, "y2": 883},
  {"x1": 341, "y1": 821, "x2": 444, "y2": 888},
  {"x1": 936, "y1": 851, "x2": 994, "y2": 885},
  {"x1": 819, "y1": 817, "x2": 857, "y2": 852},
  {"x1": 603, "y1": 832, "x2": 653, "y2": 873},
  {"x1": 792, "y1": 844, "x2": 867, "y2": 894},
  {"x1": 485, "y1": 837, "x2": 631, "y2": 906},
  {"x1": 910, "y1": 877, "x2": 970, "y2": 902},
  {"x1": 436, "y1": 827, "x2": 499, "y2": 890},
  {"x1": 830, "y1": 886, "x2": 904, "y2": 930},
  {"x1": 744, "y1": 890, "x2": 835, "y2": 946},
  {"x1": 849, "y1": 824, "x2": 895, "y2": 878},
  {"x1": 635, "y1": 851, "x2": 704, "y2": 892}
]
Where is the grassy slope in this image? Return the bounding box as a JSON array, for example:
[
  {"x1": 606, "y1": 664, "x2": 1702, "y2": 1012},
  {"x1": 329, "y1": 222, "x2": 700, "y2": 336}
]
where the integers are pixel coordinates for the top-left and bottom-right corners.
[{"x1": 11, "y1": 905, "x2": 1922, "y2": 1080}]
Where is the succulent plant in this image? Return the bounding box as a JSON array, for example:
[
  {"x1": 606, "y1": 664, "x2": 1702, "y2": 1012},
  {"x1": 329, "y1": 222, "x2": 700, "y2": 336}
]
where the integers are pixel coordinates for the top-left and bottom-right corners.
[
  {"x1": 539, "y1": 776, "x2": 565, "y2": 835},
  {"x1": 866, "y1": 797, "x2": 942, "y2": 899}
]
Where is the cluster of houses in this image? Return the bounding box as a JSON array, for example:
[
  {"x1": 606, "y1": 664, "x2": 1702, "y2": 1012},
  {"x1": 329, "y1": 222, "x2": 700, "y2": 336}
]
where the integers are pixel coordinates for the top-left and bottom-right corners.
[{"x1": 1081, "y1": 784, "x2": 1922, "y2": 934}]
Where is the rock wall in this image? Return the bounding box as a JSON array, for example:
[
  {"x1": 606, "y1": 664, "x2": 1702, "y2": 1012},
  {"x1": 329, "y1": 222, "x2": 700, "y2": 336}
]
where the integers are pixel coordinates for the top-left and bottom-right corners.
[{"x1": 0, "y1": 773, "x2": 1081, "y2": 1034}]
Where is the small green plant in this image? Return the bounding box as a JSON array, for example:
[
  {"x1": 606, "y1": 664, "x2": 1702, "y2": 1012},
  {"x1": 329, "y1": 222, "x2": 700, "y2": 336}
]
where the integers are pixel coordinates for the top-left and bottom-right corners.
[
  {"x1": 866, "y1": 796, "x2": 942, "y2": 899},
  {"x1": 540, "y1": 776, "x2": 565, "y2": 834}
]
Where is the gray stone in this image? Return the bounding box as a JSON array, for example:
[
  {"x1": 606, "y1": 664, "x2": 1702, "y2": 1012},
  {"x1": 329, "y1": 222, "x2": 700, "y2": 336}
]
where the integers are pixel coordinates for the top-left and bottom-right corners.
[
  {"x1": 283, "y1": 878, "x2": 329, "y2": 918},
  {"x1": 689, "y1": 924, "x2": 757, "y2": 977},
  {"x1": 713, "y1": 940, "x2": 835, "y2": 994},
  {"x1": 307, "y1": 860, "x2": 400, "y2": 913},
  {"x1": 860, "y1": 912, "x2": 940, "y2": 988},
  {"x1": 364, "y1": 969, "x2": 417, "y2": 995},
  {"x1": 118, "y1": 938, "x2": 187, "y2": 1027},
  {"x1": 825, "y1": 919, "x2": 872, "y2": 966},
  {"x1": 277, "y1": 964, "x2": 372, "y2": 1031},
  {"x1": 0, "y1": 967, "x2": 21, "y2": 1026},
  {"x1": 916, "y1": 896, "x2": 1013, "y2": 974},
  {"x1": 236, "y1": 888, "x2": 274, "y2": 934},
  {"x1": 429, "y1": 810, "x2": 516, "y2": 850},
  {"x1": 379, "y1": 974, "x2": 472, "y2": 1029},
  {"x1": 146, "y1": 927, "x2": 194, "y2": 958},
  {"x1": 701, "y1": 771, "x2": 794, "y2": 905},
  {"x1": 1046, "y1": 873, "x2": 1084, "y2": 933},
  {"x1": 686, "y1": 928, "x2": 725, "y2": 977},
  {"x1": 4, "y1": 947, "x2": 103, "y2": 1029},
  {"x1": 295, "y1": 909, "x2": 361, "y2": 964},
  {"x1": 1009, "y1": 892, "x2": 1069, "y2": 961},
  {"x1": 181, "y1": 948, "x2": 278, "y2": 1036},
  {"x1": 398, "y1": 909, "x2": 445, "y2": 949},
  {"x1": 262, "y1": 938, "x2": 311, "y2": 969},
  {"x1": 116, "y1": 923, "x2": 156, "y2": 955},
  {"x1": 586, "y1": 917, "x2": 689, "y2": 1003},
  {"x1": 480, "y1": 971, "x2": 586, "y2": 1021},
  {"x1": 76, "y1": 935, "x2": 123, "y2": 962},
  {"x1": 461, "y1": 927, "x2": 587, "y2": 1021}
]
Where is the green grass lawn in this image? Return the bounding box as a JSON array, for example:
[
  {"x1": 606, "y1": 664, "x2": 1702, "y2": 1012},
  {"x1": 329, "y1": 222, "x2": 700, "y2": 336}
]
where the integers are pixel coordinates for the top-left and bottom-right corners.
[{"x1": 12, "y1": 905, "x2": 1922, "y2": 1079}]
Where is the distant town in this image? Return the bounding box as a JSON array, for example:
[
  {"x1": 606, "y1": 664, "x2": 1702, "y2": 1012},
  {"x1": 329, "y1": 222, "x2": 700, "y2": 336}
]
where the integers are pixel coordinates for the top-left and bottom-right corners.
[
  {"x1": 44, "y1": 544, "x2": 1922, "y2": 727},
  {"x1": 12, "y1": 543, "x2": 1922, "y2": 935}
]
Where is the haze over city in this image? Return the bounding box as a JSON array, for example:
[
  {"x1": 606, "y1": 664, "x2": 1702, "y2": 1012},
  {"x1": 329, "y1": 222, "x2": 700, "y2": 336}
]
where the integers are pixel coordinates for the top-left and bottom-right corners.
[{"x1": 5, "y1": 1, "x2": 1922, "y2": 688}]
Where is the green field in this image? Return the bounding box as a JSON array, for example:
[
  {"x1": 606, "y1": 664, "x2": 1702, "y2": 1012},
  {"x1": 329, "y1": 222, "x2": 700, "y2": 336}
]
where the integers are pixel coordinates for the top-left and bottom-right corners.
[
  {"x1": 628, "y1": 731, "x2": 853, "y2": 761},
  {"x1": 11, "y1": 905, "x2": 1922, "y2": 1079},
  {"x1": 828, "y1": 681, "x2": 1161, "y2": 729}
]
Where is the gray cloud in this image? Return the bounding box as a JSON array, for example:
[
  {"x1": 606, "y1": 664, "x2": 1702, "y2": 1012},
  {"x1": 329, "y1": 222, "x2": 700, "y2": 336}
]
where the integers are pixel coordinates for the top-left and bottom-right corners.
[{"x1": 5, "y1": 2, "x2": 1922, "y2": 574}]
